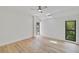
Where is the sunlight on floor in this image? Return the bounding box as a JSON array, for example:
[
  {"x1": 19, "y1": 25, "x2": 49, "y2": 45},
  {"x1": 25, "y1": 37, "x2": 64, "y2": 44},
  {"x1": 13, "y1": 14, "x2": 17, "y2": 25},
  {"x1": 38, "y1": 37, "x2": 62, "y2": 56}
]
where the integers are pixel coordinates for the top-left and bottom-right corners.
[{"x1": 49, "y1": 40, "x2": 58, "y2": 44}]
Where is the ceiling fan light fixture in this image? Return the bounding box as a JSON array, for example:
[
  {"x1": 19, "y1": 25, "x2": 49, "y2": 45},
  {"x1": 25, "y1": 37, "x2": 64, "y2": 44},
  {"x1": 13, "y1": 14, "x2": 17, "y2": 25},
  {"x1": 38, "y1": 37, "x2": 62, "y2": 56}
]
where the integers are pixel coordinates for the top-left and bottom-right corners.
[{"x1": 38, "y1": 9, "x2": 42, "y2": 12}]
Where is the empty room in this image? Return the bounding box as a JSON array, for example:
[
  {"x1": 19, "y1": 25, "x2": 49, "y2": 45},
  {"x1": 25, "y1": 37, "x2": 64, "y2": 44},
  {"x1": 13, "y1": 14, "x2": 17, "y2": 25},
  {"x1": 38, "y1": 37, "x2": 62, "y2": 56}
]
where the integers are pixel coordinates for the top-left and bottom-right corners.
[{"x1": 0, "y1": 6, "x2": 79, "y2": 53}]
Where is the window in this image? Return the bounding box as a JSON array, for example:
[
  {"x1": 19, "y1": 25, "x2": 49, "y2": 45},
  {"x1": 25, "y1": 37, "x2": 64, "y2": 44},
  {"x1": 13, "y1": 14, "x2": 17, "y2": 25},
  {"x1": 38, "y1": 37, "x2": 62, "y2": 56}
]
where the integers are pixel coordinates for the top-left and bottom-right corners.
[{"x1": 65, "y1": 20, "x2": 76, "y2": 41}]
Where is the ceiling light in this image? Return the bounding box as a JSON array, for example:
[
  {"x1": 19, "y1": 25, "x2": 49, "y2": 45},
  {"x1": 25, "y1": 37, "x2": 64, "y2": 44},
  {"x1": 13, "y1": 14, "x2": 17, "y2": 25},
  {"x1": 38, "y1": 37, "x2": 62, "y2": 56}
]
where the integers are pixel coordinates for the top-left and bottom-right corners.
[
  {"x1": 38, "y1": 9, "x2": 42, "y2": 12},
  {"x1": 37, "y1": 6, "x2": 47, "y2": 13}
]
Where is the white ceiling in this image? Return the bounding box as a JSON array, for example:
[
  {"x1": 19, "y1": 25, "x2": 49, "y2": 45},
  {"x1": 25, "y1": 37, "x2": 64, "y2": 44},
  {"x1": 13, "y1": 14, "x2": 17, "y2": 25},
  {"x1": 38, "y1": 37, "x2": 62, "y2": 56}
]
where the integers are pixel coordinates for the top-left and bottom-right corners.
[
  {"x1": 0, "y1": 6, "x2": 79, "y2": 20},
  {"x1": 48, "y1": 6, "x2": 79, "y2": 16},
  {"x1": 30, "y1": 6, "x2": 79, "y2": 20}
]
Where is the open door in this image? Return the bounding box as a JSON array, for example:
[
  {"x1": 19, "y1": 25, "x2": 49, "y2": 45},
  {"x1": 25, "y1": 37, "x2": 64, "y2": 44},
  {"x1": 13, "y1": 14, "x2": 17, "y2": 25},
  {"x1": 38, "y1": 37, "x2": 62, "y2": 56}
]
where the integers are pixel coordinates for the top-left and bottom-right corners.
[{"x1": 65, "y1": 20, "x2": 76, "y2": 42}]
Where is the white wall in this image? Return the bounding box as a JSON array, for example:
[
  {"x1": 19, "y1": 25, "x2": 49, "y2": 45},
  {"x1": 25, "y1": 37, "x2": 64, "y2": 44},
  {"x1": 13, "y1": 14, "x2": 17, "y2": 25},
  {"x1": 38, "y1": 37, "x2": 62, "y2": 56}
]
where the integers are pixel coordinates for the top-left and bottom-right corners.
[
  {"x1": 0, "y1": 7, "x2": 33, "y2": 45},
  {"x1": 41, "y1": 17, "x2": 65, "y2": 40},
  {"x1": 41, "y1": 14, "x2": 79, "y2": 43},
  {"x1": 76, "y1": 16, "x2": 79, "y2": 44}
]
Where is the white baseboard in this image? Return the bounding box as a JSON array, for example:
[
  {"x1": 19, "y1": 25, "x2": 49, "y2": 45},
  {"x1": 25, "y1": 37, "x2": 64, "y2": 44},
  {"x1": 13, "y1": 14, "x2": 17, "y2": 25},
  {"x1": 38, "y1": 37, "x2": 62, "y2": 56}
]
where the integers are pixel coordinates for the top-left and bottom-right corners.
[{"x1": 0, "y1": 36, "x2": 33, "y2": 46}]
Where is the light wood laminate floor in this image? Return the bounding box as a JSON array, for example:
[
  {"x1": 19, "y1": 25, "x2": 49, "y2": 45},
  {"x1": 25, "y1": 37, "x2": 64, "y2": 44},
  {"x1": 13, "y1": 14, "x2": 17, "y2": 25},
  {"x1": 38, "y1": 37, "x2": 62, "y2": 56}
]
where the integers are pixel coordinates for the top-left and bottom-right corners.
[{"x1": 0, "y1": 36, "x2": 79, "y2": 53}]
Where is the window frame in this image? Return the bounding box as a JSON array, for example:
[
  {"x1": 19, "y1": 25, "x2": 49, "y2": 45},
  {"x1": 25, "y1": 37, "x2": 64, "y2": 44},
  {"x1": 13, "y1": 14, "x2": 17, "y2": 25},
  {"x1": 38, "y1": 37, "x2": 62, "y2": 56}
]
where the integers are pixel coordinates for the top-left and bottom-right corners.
[{"x1": 65, "y1": 20, "x2": 76, "y2": 42}]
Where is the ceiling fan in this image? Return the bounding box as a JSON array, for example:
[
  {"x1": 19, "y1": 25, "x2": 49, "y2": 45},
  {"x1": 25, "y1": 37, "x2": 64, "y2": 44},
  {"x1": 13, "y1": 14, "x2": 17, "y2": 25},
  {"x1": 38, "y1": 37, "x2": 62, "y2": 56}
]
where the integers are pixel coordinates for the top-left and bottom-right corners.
[{"x1": 31, "y1": 6, "x2": 56, "y2": 21}]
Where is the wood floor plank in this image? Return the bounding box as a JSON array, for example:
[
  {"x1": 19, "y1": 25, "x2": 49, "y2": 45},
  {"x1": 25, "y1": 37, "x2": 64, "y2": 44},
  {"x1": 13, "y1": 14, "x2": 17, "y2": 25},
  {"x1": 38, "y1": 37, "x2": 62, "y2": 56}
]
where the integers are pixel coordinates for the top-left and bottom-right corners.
[{"x1": 0, "y1": 37, "x2": 79, "y2": 53}]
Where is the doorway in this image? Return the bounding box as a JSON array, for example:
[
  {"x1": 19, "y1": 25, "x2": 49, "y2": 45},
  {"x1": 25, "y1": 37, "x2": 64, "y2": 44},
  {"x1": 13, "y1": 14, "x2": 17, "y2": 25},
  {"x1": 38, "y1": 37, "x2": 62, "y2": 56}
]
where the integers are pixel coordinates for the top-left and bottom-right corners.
[{"x1": 36, "y1": 22, "x2": 40, "y2": 35}]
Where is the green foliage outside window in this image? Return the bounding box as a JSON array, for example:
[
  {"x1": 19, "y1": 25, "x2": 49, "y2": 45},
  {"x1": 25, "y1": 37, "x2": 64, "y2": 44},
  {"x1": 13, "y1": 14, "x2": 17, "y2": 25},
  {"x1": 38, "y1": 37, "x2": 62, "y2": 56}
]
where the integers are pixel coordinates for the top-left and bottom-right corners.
[
  {"x1": 67, "y1": 31, "x2": 76, "y2": 41},
  {"x1": 67, "y1": 22, "x2": 75, "y2": 30}
]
